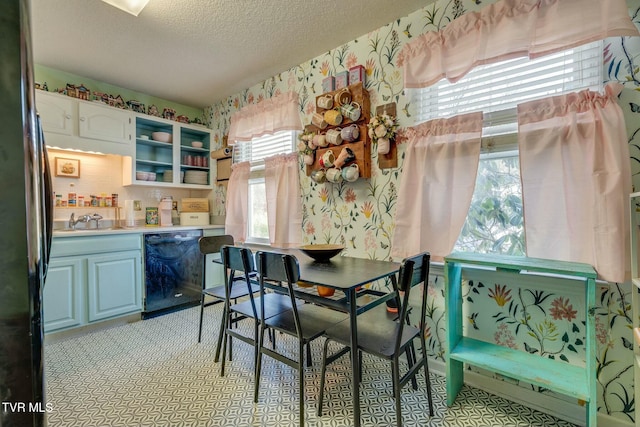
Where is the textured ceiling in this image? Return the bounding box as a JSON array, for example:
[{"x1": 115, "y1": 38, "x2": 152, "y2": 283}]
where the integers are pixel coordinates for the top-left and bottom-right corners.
[{"x1": 31, "y1": 0, "x2": 431, "y2": 108}]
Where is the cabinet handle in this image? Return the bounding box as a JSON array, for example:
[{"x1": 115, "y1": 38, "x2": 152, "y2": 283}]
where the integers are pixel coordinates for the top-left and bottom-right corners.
[
  {"x1": 79, "y1": 117, "x2": 86, "y2": 122},
  {"x1": 65, "y1": 114, "x2": 72, "y2": 119}
]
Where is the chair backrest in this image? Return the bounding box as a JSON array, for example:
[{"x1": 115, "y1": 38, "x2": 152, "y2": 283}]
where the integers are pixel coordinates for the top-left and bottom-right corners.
[
  {"x1": 221, "y1": 245, "x2": 257, "y2": 312},
  {"x1": 198, "y1": 235, "x2": 234, "y2": 256},
  {"x1": 256, "y1": 251, "x2": 301, "y2": 334},
  {"x1": 395, "y1": 251, "x2": 431, "y2": 354}
]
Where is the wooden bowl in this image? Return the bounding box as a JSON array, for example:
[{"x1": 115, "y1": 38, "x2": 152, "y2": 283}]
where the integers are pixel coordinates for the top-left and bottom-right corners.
[{"x1": 299, "y1": 244, "x2": 344, "y2": 262}]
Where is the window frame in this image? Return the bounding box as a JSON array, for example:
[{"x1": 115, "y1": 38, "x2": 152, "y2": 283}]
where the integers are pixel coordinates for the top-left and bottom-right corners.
[
  {"x1": 231, "y1": 130, "x2": 297, "y2": 244},
  {"x1": 409, "y1": 41, "x2": 604, "y2": 255}
]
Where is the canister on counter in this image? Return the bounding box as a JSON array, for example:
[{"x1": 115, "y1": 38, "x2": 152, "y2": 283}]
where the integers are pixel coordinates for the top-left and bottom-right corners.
[
  {"x1": 68, "y1": 192, "x2": 76, "y2": 207},
  {"x1": 78, "y1": 195, "x2": 84, "y2": 207},
  {"x1": 112, "y1": 193, "x2": 118, "y2": 207}
]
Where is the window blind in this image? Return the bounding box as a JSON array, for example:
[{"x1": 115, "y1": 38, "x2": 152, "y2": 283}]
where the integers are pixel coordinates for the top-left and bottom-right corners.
[
  {"x1": 410, "y1": 40, "x2": 604, "y2": 133},
  {"x1": 232, "y1": 130, "x2": 296, "y2": 168}
]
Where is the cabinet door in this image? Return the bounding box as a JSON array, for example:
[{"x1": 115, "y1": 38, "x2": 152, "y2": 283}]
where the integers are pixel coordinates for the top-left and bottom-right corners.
[
  {"x1": 43, "y1": 257, "x2": 83, "y2": 332},
  {"x1": 78, "y1": 102, "x2": 132, "y2": 147},
  {"x1": 87, "y1": 250, "x2": 142, "y2": 322},
  {"x1": 36, "y1": 91, "x2": 75, "y2": 136}
]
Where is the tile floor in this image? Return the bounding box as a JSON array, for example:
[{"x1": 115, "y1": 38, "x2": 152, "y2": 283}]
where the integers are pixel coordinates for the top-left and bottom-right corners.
[{"x1": 43, "y1": 305, "x2": 577, "y2": 427}]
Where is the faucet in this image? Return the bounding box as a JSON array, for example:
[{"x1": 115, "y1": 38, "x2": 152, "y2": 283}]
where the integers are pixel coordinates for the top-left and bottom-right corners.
[
  {"x1": 69, "y1": 213, "x2": 91, "y2": 229},
  {"x1": 68, "y1": 213, "x2": 104, "y2": 229}
]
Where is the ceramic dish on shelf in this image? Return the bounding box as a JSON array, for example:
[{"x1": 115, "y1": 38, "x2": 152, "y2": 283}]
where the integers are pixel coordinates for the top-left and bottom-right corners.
[
  {"x1": 191, "y1": 141, "x2": 203, "y2": 148},
  {"x1": 151, "y1": 131, "x2": 172, "y2": 143}
]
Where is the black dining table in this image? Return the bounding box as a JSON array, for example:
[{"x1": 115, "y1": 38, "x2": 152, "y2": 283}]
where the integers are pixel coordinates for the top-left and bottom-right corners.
[{"x1": 243, "y1": 245, "x2": 401, "y2": 427}]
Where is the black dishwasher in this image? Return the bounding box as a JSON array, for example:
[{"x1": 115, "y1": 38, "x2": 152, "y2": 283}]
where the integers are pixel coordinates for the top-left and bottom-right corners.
[{"x1": 143, "y1": 230, "x2": 203, "y2": 318}]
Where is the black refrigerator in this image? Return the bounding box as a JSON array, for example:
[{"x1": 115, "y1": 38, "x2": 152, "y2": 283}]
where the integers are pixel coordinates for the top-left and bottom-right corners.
[{"x1": 0, "y1": 1, "x2": 54, "y2": 426}]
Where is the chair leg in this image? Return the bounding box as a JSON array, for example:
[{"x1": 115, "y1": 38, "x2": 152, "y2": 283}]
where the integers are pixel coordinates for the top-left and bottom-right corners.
[
  {"x1": 317, "y1": 338, "x2": 331, "y2": 417},
  {"x1": 406, "y1": 343, "x2": 418, "y2": 391},
  {"x1": 391, "y1": 359, "x2": 403, "y2": 427},
  {"x1": 196, "y1": 297, "x2": 204, "y2": 344},
  {"x1": 214, "y1": 304, "x2": 227, "y2": 362},
  {"x1": 421, "y1": 337, "x2": 434, "y2": 417},
  {"x1": 306, "y1": 342, "x2": 312, "y2": 367},
  {"x1": 254, "y1": 325, "x2": 266, "y2": 403},
  {"x1": 298, "y1": 340, "x2": 305, "y2": 427}
]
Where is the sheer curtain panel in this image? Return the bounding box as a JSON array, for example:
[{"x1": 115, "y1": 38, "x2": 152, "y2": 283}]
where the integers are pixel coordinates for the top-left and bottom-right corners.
[
  {"x1": 227, "y1": 92, "x2": 302, "y2": 143},
  {"x1": 264, "y1": 153, "x2": 302, "y2": 248},
  {"x1": 398, "y1": 0, "x2": 639, "y2": 89},
  {"x1": 224, "y1": 161, "x2": 250, "y2": 243},
  {"x1": 391, "y1": 112, "x2": 483, "y2": 262},
  {"x1": 518, "y1": 83, "x2": 631, "y2": 283}
]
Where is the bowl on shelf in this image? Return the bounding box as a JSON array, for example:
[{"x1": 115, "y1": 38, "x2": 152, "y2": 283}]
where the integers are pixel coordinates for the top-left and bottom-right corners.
[
  {"x1": 151, "y1": 131, "x2": 172, "y2": 143},
  {"x1": 191, "y1": 141, "x2": 203, "y2": 148},
  {"x1": 299, "y1": 244, "x2": 344, "y2": 262},
  {"x1": 136, "y1": 171, "x2": 149, "y2": 181},
  {"x1": 146, "y1": 172, "x2": 157, "y2": 181}
]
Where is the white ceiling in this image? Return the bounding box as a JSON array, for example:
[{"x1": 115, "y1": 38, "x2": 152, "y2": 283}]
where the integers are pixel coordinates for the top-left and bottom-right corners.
[{"x1": 31, "y1": 0, "x2": 430, "y2": 109}]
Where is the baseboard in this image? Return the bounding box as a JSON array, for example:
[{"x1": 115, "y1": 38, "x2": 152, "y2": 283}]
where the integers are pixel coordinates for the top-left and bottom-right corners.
[{"x1": 428, "y1": 358, "x2": 633, "y2": 427}]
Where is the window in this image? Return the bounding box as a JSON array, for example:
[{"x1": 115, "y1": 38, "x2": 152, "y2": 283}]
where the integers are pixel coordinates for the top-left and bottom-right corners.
[
  {"x1": 232, "y1": 130, "x2": 296, "y2": 243},
  {"x1": 410, "y1": 41, "x2": 603, "y2": 254}
]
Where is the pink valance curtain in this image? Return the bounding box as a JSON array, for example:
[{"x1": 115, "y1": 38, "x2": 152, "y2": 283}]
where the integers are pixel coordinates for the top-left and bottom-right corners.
[
  {"x1": 391, "y1": 112, "x2": 483, "y2": 262},
  {"x1": 224, "y1": 161, "x2": 250, "y2": 243},
  {"x1": 398, "y1": 0, "x2": 639, "y2": 89},
  {"x1": 518, "y1": 83, "x2": 631, "y2": 283},
  {"x1": 264, "y1": 153, "x2": 302, "y2": 248},
  {"x1": 227, "y1": 91, "x2": 303, "y2": 143}
]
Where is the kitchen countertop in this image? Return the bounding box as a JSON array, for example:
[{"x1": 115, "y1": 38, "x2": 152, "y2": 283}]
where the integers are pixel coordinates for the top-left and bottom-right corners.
[{"x1": 53, "y1": 224, "x2": 224, "y2": 237}]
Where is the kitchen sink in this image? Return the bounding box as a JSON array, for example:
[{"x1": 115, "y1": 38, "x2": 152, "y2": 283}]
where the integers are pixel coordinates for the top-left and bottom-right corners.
[{"x1": 56, "y1": 227, "x2": 114, "y2": 232}]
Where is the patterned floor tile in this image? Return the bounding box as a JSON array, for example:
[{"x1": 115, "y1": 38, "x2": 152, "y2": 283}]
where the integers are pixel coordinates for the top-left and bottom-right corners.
[{"x1": 44, "y1": 306, "x2": 577, "y2": 427}]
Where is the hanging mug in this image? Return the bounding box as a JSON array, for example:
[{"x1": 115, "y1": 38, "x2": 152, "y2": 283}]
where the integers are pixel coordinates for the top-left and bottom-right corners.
[
  {"x1": 326, "y1": 167, "x2": 343, "y2": 183},
  {"x1": 316, "y1": 94, "x2": 333, "y2": 110},
  {"x1": 319, "y1": 150, "x2": 335, "y2": 168},
  {"x1": 310, "y1": 169, "x2": 326, "y2": 183},
  {"x1": 326, "y1": 128, "x2": 342, "y2": 146},
  {"x1": 334, "y1": 146, "x2": 356, "y2": 169},
  {"x1": 340, "y1": 124, "x2": 359, "y2": 142},
  {"x1": 324, "y1": 108, "x2": 343, "y2": 126},
  {"x1": 333, "y1": 88, "x2": 351, "y2": 106},
  {"x1": 342, "y1": 163, "x2": 360, "y2": 182},
  {"x1": 340, "y1": 101, "x2": 361, "y2": 122},
  {"x1": 311, "y1": 112, "x2": 328, "y2": 129},
  {"x1": 313, "y1": 133, "x2": 328, "y2": 148},
  {"x1": 302, "y1": 151, "x2": 314, "y2": 166}
]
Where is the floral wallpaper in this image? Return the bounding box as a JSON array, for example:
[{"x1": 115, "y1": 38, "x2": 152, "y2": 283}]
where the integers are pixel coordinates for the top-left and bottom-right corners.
[{"x1": 206, "y1": 0, "x2": 640, "y2": 424}]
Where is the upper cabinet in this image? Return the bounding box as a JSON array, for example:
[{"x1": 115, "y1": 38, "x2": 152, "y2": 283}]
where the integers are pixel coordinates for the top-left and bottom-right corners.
[
  {"x1": 122, "y1": 114, "x2": 212, "y2": 189},
  {"x1": 36, "y1": 91, "x2": 134, "y2": 156},
  {"x1": 77, "y1": 102, "x2": 132, "y2": 146},
  {"x1": 37, "y1": 91, "x2": 74, "y2": 136}
]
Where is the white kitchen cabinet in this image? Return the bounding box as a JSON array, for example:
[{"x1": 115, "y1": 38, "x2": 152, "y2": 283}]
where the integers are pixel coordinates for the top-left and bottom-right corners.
[
  {"x1": 122, "y1": 114, "x2": 212, "y2": 189},
  {"x1": 87, "y1": 250, "x2": 142, "y2": 322},
  {"x1": 43, "y1": 257, "x2": 83, "y2": 332},
  {"x1": 78, "y1": 102, "x2": 132, "y2": 146},
  {"x1": 36, "y1": 90, "x2": 134, "y2": 156},
  {"x1": 36, "y1": 91, "x2": 74, "y2": 136},
  {"x1": 44, "y1": 233, "x2": 143, "y2": 333}
]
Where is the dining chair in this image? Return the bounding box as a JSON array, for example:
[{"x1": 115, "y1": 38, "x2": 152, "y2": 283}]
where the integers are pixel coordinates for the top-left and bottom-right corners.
[
  {"x1": 253, "y1": 251, "x2": 348, "y2": 427},
  {"x1": 317, "y1": 251, "x2": 434, "y2": 427},
  {"x1": 197, "y1": 235, "x2": 260, "y2": 363},
  {"x1": 219, "y1": 245, "x2": 291, "y2": 376}
]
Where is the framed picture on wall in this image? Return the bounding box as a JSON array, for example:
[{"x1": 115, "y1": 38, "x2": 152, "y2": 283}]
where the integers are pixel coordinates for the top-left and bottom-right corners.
[{"x1": 55, "y1": 157, "x2": 80, "y2": 178}]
